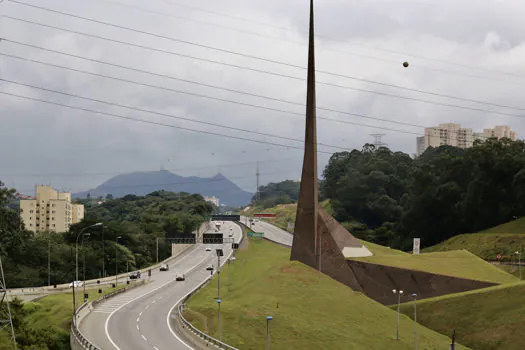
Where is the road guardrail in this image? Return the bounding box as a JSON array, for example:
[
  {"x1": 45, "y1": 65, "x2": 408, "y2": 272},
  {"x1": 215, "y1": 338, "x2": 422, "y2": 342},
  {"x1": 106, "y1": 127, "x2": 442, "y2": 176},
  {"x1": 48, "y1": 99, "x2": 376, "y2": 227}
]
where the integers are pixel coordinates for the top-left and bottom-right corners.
[
  {"x1": 175, "y1": 222, "x2": 245, "y2": 350},
  {"x1": 70, "y1": 279, "x2": 146, "y2": 350}
]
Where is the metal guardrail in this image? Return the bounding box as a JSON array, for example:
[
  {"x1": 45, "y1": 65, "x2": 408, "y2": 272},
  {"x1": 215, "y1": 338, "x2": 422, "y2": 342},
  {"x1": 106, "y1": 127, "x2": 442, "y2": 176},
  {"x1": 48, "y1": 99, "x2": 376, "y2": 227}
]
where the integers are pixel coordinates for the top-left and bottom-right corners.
[
  {"x1": 70, "y1": 280, "x2": 146, "y2": 350},
  {"x1": 175, "y1": 222, "x2": 245, "y2": 350}
]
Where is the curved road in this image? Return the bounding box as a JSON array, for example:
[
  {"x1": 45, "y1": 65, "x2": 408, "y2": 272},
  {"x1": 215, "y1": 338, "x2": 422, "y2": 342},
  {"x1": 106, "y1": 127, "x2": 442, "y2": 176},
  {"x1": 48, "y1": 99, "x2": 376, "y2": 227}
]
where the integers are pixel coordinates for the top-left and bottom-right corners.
[
  {"x1": 241, "y1": 216, "x2": 293, "y2": 247},
  {"x1": 80, "y1": 221, "x2": 242, "y2": 350}
]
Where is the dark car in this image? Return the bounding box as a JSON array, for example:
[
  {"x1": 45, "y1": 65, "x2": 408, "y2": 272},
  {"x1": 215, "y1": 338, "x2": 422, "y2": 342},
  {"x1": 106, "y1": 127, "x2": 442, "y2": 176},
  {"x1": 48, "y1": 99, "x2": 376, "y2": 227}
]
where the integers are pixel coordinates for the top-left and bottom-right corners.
[
  {"x1": 129, "y1": 271, "x2": 141, "y2": 279},
  {"x1": 160, "y1": 264, "x2": 169, "y2": 271},
  {"x1": 206, "y1": 265, "x2": 214, "y2": 271}
]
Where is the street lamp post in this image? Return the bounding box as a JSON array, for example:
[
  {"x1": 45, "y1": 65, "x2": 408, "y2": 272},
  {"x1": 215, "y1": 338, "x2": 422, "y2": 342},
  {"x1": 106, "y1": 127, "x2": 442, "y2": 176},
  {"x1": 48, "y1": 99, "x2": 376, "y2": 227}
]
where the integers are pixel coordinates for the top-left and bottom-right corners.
[
  {"x1": 75, "y1": 223, "x2": 102, "y2": 311},
  {"x1": 216, "y1": 299, "x2": 222, "y2": 341},
  {"x1": 115, "y1": 236, "x2": 122, "y2": 288},
  {"x1": 82, "y1": 233, "x2": 90, "y2": 303},
  {"x1": 48, "y1": 232, "x2": 51, "y2": 286},
  {"x1": 266, "y1": 316, "x2": 273, "y2": 350},
  {"x1": 216, "y1": 249, "x2": 223, "y2": 299},
  {"x1": 102, "y1": 225, "x2": 106, "y2": 278},
  {"x1": 392, "y1": 289, "x2": 404, "y2": 340},
  {"x1": 515, "y1": 251, "x2": 522, "y2": 280},
  {"x1": 412, "y1": 293, "x2": 418, "y2": 350}
]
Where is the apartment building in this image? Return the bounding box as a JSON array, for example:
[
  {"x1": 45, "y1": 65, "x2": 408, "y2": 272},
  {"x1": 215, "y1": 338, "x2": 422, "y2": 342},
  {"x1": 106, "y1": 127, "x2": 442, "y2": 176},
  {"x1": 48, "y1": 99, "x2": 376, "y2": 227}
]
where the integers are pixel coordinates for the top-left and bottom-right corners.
[
  {"x1": 416, "y1": 124, "x2": 517, "y2": 156},
  {"x1": 204, "y1": 196, "x2": 220, "y2": 207},
  {"x1": 20, "y1": 185, "x2": 85, "y2": 233}
]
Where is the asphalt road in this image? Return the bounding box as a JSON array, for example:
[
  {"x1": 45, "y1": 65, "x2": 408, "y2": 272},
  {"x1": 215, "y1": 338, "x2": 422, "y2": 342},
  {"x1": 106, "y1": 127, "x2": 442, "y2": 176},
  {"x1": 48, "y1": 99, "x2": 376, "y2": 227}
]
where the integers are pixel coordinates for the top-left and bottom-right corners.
[
  {"x1": 79, "y1": 221, "x2": 242, "y2": 350},
  {"x1": 242, "y1": 216, "x2": 293, "y2": 247}
]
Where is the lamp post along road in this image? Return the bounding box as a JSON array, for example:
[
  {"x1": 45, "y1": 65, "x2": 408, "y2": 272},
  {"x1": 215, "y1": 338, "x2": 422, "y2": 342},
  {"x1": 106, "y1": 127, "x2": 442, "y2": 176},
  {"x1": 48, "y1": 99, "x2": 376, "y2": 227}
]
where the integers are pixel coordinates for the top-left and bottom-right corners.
[
  {"x1": 102, "y1": 225, "x2": 105, "y2": 278},
  {"x1": 393, "y1": 289, "x2": 404, "y2": 340},
  {"x1": 115, "y1": 236, "x2": 122, "y2": 287},
  {"x1": 75, "y1": 223, "x2": 101, "y2": 310},
  {"x1": 516, "y1": 251, "x2": 521, "y2": 280},
  {"x1": 82, "y1": 233, "x2": 90, "y2": 303},
  {"x1": 412, "y1": 293, "x2": 418, "y2": 350},
  {"x1": 47, "y1": 232, "x2": 51, "y2": 286},
  {"x1": 216, "y1": 299, "x2": 222, "y2": 341},
  {"x1": 266, "y1": 316, "x2": 273, "y2": 350}
]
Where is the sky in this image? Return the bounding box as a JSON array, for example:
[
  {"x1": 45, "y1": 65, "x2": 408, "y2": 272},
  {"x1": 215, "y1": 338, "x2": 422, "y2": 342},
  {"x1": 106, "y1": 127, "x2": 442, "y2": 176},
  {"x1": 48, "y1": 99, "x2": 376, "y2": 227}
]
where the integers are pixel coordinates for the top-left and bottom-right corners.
[{"x1": 1, "y1": 0, "x2": 525, "y2": 195}]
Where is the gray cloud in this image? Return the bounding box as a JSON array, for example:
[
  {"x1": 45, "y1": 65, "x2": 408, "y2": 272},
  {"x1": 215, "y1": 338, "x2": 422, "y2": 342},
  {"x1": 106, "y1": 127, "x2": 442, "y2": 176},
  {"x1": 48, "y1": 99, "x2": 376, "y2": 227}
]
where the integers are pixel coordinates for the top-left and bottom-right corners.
[{"x1": 1, "y1": 0, "x2": 525, "y2": 197}]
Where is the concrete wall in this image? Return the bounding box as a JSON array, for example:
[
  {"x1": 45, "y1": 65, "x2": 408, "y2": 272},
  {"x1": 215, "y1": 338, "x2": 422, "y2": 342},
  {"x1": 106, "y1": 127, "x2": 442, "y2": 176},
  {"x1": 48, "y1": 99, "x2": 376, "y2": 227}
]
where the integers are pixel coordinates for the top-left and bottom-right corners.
[{"x1": 347, "y1": 260, "x2": 496, "y2": 305}]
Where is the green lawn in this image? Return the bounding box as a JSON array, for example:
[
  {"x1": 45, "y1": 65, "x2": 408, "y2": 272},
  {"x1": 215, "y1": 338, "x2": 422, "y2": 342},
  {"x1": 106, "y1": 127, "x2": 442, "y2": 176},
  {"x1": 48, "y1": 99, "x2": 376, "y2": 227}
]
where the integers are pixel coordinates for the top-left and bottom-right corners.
[
  {"x1": 0, "y1": 283, "x2": 133, "y2": 350},
  {"x1": 348, "y1": 250, "x2": 517, "y2": 284},
  {"x1": 359, "y1": 239, "x2": 409, "y2": 257},
  {"x1": 184, "y1": 239, "x2": 469, "y2": 350},
  {"x1": 423, "y1": 217, "x2": 525, "y2": 261},
  {"x1": 398, "y1": 281, "x2": 525, "y2": 350}
]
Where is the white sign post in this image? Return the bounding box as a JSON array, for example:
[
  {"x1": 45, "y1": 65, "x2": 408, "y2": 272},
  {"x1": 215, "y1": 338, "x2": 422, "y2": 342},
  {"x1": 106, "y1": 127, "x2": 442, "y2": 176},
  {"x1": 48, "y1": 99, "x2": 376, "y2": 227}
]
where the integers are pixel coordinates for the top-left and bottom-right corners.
[{"x1": 413, "y1": 238, "x2": 421, "y2": 255}]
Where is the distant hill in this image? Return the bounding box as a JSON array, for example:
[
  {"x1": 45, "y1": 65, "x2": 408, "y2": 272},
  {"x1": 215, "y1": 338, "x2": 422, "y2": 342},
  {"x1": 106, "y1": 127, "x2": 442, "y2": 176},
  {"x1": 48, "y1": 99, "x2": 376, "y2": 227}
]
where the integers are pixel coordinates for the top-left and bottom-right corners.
[{"x1": 73, "y1": 170, "x2": 253, "y2": 207}]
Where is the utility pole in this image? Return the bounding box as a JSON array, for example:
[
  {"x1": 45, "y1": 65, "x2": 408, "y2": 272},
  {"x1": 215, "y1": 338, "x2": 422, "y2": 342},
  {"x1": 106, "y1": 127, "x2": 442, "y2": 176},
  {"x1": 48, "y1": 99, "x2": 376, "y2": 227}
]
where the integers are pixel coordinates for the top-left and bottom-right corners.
[
  {"x1": 256, "y1": 161, "x2": 260, "y2": 202},
  {"x1": 102, "y1": 225, "x2": 105, "y2": 278},
  {"x1": 48, "y1": 232, "x2": 51, "y2": 286},
  {"x1": 0, "y1": 256, "x2": 17, "y2": 349}
]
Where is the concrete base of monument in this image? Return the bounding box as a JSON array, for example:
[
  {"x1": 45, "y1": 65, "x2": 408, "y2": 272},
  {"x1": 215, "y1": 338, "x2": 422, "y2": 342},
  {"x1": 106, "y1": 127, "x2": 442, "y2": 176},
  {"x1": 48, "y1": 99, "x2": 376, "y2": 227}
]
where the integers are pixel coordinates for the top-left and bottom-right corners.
[{"x1": 342, "y1": 246, "x2": 373, "y2": 258}]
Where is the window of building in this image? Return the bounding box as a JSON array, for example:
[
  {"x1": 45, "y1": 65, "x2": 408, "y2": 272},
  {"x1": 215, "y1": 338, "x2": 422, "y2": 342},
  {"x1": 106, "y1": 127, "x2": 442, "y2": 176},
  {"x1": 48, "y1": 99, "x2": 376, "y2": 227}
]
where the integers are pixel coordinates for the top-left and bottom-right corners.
[
  {"x1": 29, "y1": 223, "x2": 32, "y2": 227},
  {"x1": 36, "y1": 223, "x2": 39, "y2": 227},
  {"x1": 52, "y1": 204, "x2": 55, "y2": 207},
  {"x1": 52, "y1": 210, "x2": 55, "y2": 214},
  {"x1": 30, "y1": 210, "x2": 33, "y2": 214},
  {"x1": 52, "y1": 217, "x2": 55, "y2": 221},
  {"x1": 52, "y1": 224, "x2": 55, "y2": 227},
  {"x1": 36, "y1": 210, "x2": 40, "y2": 214}
]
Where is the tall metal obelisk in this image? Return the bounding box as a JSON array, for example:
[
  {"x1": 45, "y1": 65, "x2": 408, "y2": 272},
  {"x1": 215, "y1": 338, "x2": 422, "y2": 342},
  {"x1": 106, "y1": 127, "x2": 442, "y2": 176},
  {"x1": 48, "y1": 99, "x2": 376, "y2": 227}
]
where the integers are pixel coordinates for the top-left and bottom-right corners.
[{"x1": 290, "y1": 0, "x2": 319, "y2": 266}]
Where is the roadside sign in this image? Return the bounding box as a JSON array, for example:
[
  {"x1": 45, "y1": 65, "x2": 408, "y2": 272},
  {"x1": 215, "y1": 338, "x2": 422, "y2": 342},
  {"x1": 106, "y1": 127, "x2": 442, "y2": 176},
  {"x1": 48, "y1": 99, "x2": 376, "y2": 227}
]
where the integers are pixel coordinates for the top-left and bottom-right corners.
[
  {"x1": 413, "y1": 238, "x2": 421, "y2": 255},
  {"x1": 232, "y1": 243, "x2": 239, "y2": 249},
  {"x1": 248, "y1": 232, "x2": 264, "y2": 239},
  {"x1": 254, "y1": 213, "x2": 276, "y2": 218}
]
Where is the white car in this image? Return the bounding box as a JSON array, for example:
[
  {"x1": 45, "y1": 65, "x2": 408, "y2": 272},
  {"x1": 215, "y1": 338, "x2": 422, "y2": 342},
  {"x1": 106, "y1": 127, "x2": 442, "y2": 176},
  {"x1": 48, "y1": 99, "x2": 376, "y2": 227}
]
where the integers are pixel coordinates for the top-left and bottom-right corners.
[
  {"x1": 69, "y1": 281, "x2": 84, "y2": 288},
  {"x1": 206, "y1": 247, "x2": 211, "y2": 252},
  {"x1": 175, "y1": 273, "x2": 185, "y2": 281}
]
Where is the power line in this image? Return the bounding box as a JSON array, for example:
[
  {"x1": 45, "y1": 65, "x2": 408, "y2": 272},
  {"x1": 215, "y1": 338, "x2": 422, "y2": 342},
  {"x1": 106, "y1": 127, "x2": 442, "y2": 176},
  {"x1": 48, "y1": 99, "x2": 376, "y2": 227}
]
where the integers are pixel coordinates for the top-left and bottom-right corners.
[
  {"x1": 149, "y1": 0, "x2": 525, "y2": 83},
  {"x1": 0, "y1": 157, "x2": 299, "y2": 177},
  {"x1": 6, "y1": 2, "x2": 525, "y2": 110},
  {"x1": 0, "y1": 39, "x2": 432, "y2": 130},
  {"x1": 3, "y1": 17, "x2": 525, "y2": 119},
  {"x1": 0, "y1": 50, "x2": 495, "y2": 142},
  {"x1": 0, "y1": 51, "x2": 430, "y2": 136},
  {"x1": 0, "y1": 78, "x2": 348, "y2": 151}
]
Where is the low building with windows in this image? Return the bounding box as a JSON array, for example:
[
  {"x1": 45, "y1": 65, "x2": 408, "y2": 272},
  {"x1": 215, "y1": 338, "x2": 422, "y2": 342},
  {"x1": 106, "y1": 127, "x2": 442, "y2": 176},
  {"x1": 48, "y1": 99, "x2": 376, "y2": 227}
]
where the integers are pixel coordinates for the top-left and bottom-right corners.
[
  {"x1": 204, "y1": 196, "x2": 219, "y2": 207},
  {"x1": 20, "y1": 185, "x2": 85, "y2": 233}
]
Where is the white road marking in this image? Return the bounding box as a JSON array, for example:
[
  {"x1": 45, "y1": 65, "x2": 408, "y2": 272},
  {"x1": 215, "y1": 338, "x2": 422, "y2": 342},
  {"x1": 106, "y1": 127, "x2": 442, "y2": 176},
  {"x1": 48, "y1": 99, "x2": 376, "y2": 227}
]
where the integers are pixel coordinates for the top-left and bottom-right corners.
[
  {"x1": 136, "y1": 325, "x2": 139, "y2": 330},
  {"x1": 166, "y1": 222, "x2": 242, "y2": 350},
  {"x1": 139, "y1": 311, "x2": 143, "y2": 316},
  {"x1": 145, "y1": 305, "x2": 149, "y2": 309},
  {"x1": 104, "y1": 253, "x2": 211, "y2": 350},
  {"x1": 153, "y1": 347, "x2": 159, "y2": 350},
  {"x1": 141, "y1": 335, "x2": 147, "y2": 341},
  {"x1": 136, "y1": 317, "x2": 139, "y2": 322}
]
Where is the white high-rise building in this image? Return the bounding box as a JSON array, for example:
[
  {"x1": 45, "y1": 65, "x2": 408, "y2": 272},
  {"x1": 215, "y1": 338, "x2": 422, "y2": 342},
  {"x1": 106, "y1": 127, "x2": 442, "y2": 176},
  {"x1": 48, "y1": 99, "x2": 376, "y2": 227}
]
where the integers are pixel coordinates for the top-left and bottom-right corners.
[
  {"x1": 204, "y1": 196, "x2": 219, "y2": 207},
  {"x1": 416, "y1": 124, "x2": 517, "y2": 156},
  {"x1": 20, "y1": 185, "x2": 84, "y2": 233}
]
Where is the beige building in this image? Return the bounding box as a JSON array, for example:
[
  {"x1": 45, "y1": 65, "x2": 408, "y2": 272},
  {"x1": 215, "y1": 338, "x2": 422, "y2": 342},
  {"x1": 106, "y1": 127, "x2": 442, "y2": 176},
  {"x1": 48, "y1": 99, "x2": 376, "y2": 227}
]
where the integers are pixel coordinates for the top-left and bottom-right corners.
[
  {"x1": 416, "y1": 124, "x2": 517, "y2": 156},
  {"x1": 204, "y1": 196, "x2": 219, "y2": 207},
  {"x1": 20, "y1": 185, "x2": 85, "y2": 233}
]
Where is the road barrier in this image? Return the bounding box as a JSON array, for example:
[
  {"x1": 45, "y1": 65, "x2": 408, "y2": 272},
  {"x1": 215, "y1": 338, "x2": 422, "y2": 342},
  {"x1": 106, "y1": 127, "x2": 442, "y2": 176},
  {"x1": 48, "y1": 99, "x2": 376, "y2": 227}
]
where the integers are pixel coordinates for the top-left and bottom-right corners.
[
  {"x1": 174, "y1": 222, "x2": 245, "y2": 350},
  {"x1": 70, "y1": 280, "x2": 146, "y2": 350}
]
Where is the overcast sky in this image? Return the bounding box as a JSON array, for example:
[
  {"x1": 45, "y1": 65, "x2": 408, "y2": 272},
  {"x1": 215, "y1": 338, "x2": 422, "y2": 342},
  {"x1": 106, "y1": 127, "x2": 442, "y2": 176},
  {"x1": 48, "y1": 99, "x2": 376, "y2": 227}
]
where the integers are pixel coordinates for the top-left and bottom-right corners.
[{"x1": 1, "y1": 0, "x2": 525, "y2": 195}]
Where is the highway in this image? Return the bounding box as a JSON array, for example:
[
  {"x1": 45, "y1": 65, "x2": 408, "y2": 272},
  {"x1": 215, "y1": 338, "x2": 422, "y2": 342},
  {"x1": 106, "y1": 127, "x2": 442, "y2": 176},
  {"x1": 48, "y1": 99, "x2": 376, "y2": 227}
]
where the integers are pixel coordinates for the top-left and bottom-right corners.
[
  {"x1": 79, "y1": 221, "x2": 242, "y2": 350},
  {"x1": 242, "y1": 216, "x2": 293, "y2": 247}
]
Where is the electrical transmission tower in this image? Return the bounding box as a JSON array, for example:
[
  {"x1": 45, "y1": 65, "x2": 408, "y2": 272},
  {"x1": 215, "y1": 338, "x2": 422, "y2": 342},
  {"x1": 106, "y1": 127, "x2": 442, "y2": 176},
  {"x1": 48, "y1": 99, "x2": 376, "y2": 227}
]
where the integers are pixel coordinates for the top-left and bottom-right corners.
[
  {"x1": 370, "y1": 134, "x2": 387, "y2": 148},
  {"x1": 0, "y1": 257, "x2": 17, "y2": 349}
]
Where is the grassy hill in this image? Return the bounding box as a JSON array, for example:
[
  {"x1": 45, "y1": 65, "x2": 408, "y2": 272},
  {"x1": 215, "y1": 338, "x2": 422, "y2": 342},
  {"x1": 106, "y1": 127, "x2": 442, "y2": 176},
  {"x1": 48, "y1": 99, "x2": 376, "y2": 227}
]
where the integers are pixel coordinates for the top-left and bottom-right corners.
[
  {"x1": 348, "y1": 249, "x2": 517, "y2": 284},
  {"x1": 398, "y1": 281, "x2": 525, "y2": 350},
  {"x1": 424, "y1": 217, "x2": 525, "y2": 261},
  {"x1": 184, "y1": 238, "x2": 469, "y2": 350}
]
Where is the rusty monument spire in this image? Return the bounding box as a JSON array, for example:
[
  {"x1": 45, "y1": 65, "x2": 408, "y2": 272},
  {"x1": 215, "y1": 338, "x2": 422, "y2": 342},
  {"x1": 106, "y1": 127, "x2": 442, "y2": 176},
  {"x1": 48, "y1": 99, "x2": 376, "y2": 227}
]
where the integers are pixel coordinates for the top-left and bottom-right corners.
[{"x1": 290, "y1": 0, "x2": 319, "y2": 266}]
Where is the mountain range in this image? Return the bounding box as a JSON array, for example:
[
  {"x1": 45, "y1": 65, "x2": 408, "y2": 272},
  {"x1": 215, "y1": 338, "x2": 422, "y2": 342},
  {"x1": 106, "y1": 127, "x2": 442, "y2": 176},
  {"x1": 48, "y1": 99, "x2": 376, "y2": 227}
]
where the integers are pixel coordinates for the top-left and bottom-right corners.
[{"x1": 72, "y1": 170, "x2": 253, "y2": 207}]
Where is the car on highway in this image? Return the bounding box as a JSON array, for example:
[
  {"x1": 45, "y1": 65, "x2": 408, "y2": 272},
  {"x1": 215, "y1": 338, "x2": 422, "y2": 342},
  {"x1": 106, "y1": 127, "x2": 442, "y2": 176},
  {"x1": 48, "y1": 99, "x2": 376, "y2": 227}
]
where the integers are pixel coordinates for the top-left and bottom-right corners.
[
  {"x1": 159, "y1": 264, "x2": 169, "y2": 271},
  {"x1": 206, "y1": 265, "x2": 214, "y2": 271},
  {"x1": 129, "y1": 271, "x2": 141, "y2": 279},
  {"x1": 205, "y1": 247, "x2": 211, "y2": 251},
  {"x1": 68, "y1": 281, "x2": 84, "y2": 288},
  {"x1": 175, "y1": 273, "x2": 185, "y2": 281},
  {"x1": 229, "y1": 233, "x2": 233, "y2": 237}
]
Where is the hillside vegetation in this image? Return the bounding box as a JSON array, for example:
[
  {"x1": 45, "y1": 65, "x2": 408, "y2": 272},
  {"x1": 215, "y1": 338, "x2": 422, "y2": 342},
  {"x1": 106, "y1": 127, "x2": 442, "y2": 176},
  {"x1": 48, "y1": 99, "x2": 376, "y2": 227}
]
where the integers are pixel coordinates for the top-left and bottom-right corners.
[
  {"x1": 322, "y1": 139, "x2": 525, "y2": 250},
  {"x1": 424, "y1": 217, "x2": 525, "y2": 261},
  {"x1": 398, "y1": 282, "x2": 525, "y2": 350},
  {"x1": 0, "y1": 185, "x2": 214, "y2": 288},
  {"x1": 184, "y1": 239, "x2": 469, "y2": 350}
]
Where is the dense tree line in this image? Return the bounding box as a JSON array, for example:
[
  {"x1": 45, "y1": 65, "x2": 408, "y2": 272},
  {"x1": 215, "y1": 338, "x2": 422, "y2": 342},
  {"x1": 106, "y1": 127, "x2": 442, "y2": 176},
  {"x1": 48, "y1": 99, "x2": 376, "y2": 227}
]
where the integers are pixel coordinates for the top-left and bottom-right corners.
[
  {"x1": 0, "y1": 188, "x2": 214, "y2": 288},
  {"x1": 322, "y1": 138, "x2": 525, "y2": 249},
  {"x1": 253, "y1": 180, "x2": 300, "y2": 208}
]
